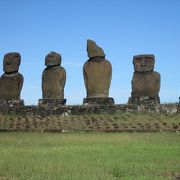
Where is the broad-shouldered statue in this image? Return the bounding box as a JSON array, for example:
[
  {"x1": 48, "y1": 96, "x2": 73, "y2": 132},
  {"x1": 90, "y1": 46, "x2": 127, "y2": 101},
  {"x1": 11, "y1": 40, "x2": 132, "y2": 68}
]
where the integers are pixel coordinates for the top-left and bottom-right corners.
[
  {"x1": 128, "y1": 54, "x2": 160, "y2": 105},
  {"x1": 0, "y1": 52, "x2": 24, "y2": 106},
  {"x1": 83, "y1": 39, "x2": 114, "y2": 105},
  {"x1": 39, "y1": 51, "x2": 66, "y2": 107}
]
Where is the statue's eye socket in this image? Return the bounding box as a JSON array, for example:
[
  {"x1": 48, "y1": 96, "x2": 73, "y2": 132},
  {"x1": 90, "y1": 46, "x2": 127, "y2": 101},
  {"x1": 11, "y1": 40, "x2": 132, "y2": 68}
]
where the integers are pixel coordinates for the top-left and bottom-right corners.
[
  {"x1": 135, "y1": 59, "x2": 141, "y2": 63},
  {"x1": 14, "y1": 55, "x2": 19, "y2": 58}
]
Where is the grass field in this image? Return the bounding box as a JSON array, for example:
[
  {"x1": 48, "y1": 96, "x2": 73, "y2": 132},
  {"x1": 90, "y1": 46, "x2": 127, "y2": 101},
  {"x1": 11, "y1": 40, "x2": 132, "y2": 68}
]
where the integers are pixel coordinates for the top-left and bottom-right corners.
[{"x1": 0, "y1": 132, "x2": 180, "y2": 180}]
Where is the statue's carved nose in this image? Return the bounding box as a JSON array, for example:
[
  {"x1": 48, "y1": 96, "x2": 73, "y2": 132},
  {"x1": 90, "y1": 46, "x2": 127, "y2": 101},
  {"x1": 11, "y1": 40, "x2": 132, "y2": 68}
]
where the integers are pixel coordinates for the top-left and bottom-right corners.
[{"x1": 141, "y1": 58, "x2": 146, "y2": 66}]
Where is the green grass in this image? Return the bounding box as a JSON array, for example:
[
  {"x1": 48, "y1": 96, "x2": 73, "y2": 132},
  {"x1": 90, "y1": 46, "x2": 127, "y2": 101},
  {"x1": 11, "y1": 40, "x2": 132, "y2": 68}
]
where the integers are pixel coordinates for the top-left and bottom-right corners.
[{"x1": 0, "y1": 132, "x2": 180, "y2": 180}]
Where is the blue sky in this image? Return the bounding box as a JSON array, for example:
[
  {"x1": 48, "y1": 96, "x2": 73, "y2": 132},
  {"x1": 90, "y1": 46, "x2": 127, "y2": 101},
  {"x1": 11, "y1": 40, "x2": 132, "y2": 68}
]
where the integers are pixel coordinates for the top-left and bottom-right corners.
[{"x1": 0, "y1": 0, "x2": 180, "y2": 105}]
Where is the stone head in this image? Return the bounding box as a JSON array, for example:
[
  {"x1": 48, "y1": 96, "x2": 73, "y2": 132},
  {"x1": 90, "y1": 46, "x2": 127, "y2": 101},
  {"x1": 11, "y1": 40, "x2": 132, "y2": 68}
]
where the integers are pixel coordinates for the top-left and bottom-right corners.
[
  {"x1": 45, "y1": 51, "x2": 61, "y2": 67},
  {"x1": 133, "y1": 54, "x2": 155, "y2": 72},
  {"x1": 3, "y1": 52, "x2": 21, "y2": 73},
  {"x1": 87, "y1": 39, "x2": 105, "y2": 58}
]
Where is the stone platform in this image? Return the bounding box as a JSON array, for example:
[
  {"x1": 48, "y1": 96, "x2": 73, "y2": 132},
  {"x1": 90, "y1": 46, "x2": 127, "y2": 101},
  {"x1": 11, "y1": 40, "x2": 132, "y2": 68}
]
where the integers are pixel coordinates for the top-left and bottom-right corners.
[
  {"x1": 38, "y1": 99, "x2": 66, "y2": 108},
  {"x1": 83, "y1": 97, "x2": 114, "y2": 105},
  {"x1": 0, "y1": 103, "x2": 178, "y2": 117},
  {"x1": 0, "y1": 99, "x2": 24, "y2": 108},
  {"x1": 128, "y1": 96, "x2": 160, "y2": 108}
]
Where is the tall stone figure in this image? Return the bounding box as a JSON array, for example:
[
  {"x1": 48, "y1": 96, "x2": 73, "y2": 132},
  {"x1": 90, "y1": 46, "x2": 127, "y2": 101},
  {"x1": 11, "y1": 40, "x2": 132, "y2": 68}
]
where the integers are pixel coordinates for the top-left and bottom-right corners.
[
  {"x1": 83, "y1": 39, "x2": 114, "y2": 105},
  {"x1": 39, "y1": 51, "x2": 66, "y2": 107},
  {"x1": 0, "y1": 52, "x2": 24, "y2": 107},
  {"x1": 128, "y1": 54, "x2": 160, "y2": 106}
]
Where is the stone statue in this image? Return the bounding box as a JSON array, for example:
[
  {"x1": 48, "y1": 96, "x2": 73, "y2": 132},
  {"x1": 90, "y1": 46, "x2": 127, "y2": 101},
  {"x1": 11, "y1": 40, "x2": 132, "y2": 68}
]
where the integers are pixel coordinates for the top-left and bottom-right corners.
[
  {"x1": 39, "y1": 51, "x2": 66, "y2": 107},
  {"x1": 0, "y1": 52, "x2": 24, "y2": 107},
  {"x1": 83, "y1": 39, "x2": 114, "y2": 105},
  {"x1": 128, "y1": 54, "x2": 161, "y2": 106}
]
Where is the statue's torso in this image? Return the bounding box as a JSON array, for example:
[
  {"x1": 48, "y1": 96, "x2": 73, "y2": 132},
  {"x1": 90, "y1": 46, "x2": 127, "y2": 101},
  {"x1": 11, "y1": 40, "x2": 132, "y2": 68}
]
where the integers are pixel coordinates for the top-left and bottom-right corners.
[
  {"x1": 0, "y1": 73, "x2": 23, "y2": 99},
  {"x1": 132, "y1": 71, "x2": 160, "y2": 97},
  {"x1": 83, "y1": 58, "x2": 112, "y2": 98},
  {"x1": 42, "y1": 67, "x2": 66, "y2": 99}
]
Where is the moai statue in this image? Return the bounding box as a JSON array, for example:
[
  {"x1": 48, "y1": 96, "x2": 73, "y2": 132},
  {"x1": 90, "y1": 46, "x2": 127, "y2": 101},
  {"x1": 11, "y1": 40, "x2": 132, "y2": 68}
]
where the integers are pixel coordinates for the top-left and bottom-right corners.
[
  {"x1": 128, "y1": 54, "x2": 160, "y2": 107},
  {"x1": 83, "y1": 39, "x2": 114, "y2": 105},
  {"x1": 38, "y1": 51, "x2": 66, "y2": 107},
  {"x1": 0, "y1": 52, "x2": 24, "y2": 107}
]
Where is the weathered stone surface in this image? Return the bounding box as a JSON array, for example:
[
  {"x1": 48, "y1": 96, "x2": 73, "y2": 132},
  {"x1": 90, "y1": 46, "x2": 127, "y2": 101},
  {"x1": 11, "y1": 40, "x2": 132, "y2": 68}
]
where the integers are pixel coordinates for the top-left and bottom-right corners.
[
  {"x1": 87, "y1": 39, "x2": 105, "y2": 58},
  {"x1": 129, "y1": 54, "x2": 161, "y2": 106},
  {"x1": 128, "y1": 96, "x2": 160, "y2": 110},
  {"x1": 83, "y1": 40, "x2": 113, "y2": 105},
  {"x1": 131, "y1": 71, "x2": 160, "y2": 98},
  {"x1": 83, "y1": 97, "x2": 114, "y2": 105},
  {"x1": 83, "y1": 57, "x2": 112, "y2": 98},
  {"x1": 133, "y1": 54, "x2": 155, "y2": 72},
  {"x1": 175, "y1": 173, "x2": 180, "y2": 180},
  {"x1": 0, "y1": 52, "x2": 23, "y2": 102},
  {"x1": 38, "y1": 99, "x2": 66, "y2": 108},
  {"x1": 0, "y1": 104, "x2": 180, "y2": 133},
  {"x1": 45, "y1": 51, "x2": 61, "y2": 67},
  {"x1": 0, "y1": 73, "x2": 23, "y2": 99},
  {"x1": 3, "y1": 52, "x2": 21, "y2": 73},
  {"x1": 42, "y1": 52, "x2": 66, "y2": 101},
  {"x1": 0, "y1": 99, "x2": 24, "y2": 108},
  {"x1": 0, "y1": 103, "x2": 179, "y2": 120}
]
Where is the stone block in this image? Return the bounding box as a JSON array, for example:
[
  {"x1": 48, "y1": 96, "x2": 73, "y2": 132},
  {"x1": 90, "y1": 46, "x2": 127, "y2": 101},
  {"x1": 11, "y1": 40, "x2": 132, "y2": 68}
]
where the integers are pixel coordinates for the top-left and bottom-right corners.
[
  {"x1": 83, "y1": 40, "x2": 112, "y2": 101},
  {"x1": 45, "y1": 51, "x2": 61, "y2": 67},
  {"x1": 83, "y1": 97, "x2": 114, "y2": 105},
  {"x1": 0, "y1": 99, "x2": 24, "y2": 108},
  {"x1": 3, "y1": 52, "x2": 21, "y2": 73},
  {"x1": 87, "y1": 39, "x2": 105, "y2": 58},
  {"x1": 0, "y1": 73, "x2": 23, "y2": 100},
  {"x1": 133, "y1": 54, "x2": 155, "y2": 72},
  {"x1": 42, "y1": 67, "x2": 66, "y2": 99},
  {"x1": 83, "y1": 57, "x2": 112, "y2": 98},
  {"x1": 131, "y1": 71, "x2": 160, "y2": 98},
  {"x1": 38, "y1": 99, "x2": 66, "y2": 108}
]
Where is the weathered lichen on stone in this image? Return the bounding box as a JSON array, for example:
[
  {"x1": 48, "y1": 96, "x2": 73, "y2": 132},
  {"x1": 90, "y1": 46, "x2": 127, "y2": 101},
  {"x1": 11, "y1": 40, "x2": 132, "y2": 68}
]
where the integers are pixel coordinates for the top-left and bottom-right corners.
[
  {"x1": 0, "y1": 52, "x2": 24, "y2": 104},
  {"x1": 83, "y1": 40, "x2": 114, "y2": 105},
  {"x1": 40, "y1": 51, "x2": 66, "y2": 106},
  {"x1": 128, "y1": 54, "x2": 161, "y2": 106}
]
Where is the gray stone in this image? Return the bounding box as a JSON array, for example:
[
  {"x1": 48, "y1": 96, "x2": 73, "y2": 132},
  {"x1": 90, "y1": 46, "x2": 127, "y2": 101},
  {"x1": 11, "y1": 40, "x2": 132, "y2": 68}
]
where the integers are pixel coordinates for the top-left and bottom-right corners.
[
  {"x1": 175, "y1": 174, "x2": 180, "y2": 180},
  {"x1": 129, "y1": 54, "x2": 160, "y2": 105},
  {"x1": 83, "y1": 57, "x2": 112, "y2": 98},
  {"x1": 0, "y1": 73, "x2": 23, "y2": 99},
  {"x1": 128, "y1": 96, "x2": 160, "y2": 110},
  {"x1": 133, "y1": 54, "x2": 155, "y2": 72},
  {"x1": 38, "y1": 99, "x2": 66, "y2": 108},
  {"x1": 83, "y1": 40, "x2": 114, "y2": 105},
  {"x1": 131, "y1": 71, "x2": 160, "y2": 98},
  {"x1": 0, "y1": 104, "x2": 179, "y2": 119},
  {"x1": 0, "y1": 99, "x2": 24, "y2": 108},
  {"x1": 87, "y1": 39, "x2": 105, "y2": 58},
  {"x1": 0, "y1": 52, "x2": 23, "y2": 102},
  {"x1": 3, "y1": 52, "x2": 21, "y2": 73},
  {"x1": 42, "y1": 52, "x2": 66, "y2": 101},
  {"x1": 83, "y1": 97, "x2": 114, "y2": 105},
  {"x1": 45, "y1": 51, "x2": 61, "y2": 67}
]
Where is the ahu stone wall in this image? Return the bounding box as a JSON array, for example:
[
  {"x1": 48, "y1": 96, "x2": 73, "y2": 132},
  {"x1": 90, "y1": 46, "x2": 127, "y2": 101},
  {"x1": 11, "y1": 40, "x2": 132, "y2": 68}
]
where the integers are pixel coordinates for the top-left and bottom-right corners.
[{"x1": 0, "y1": 103, "x2": 179, "y2": 117}]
